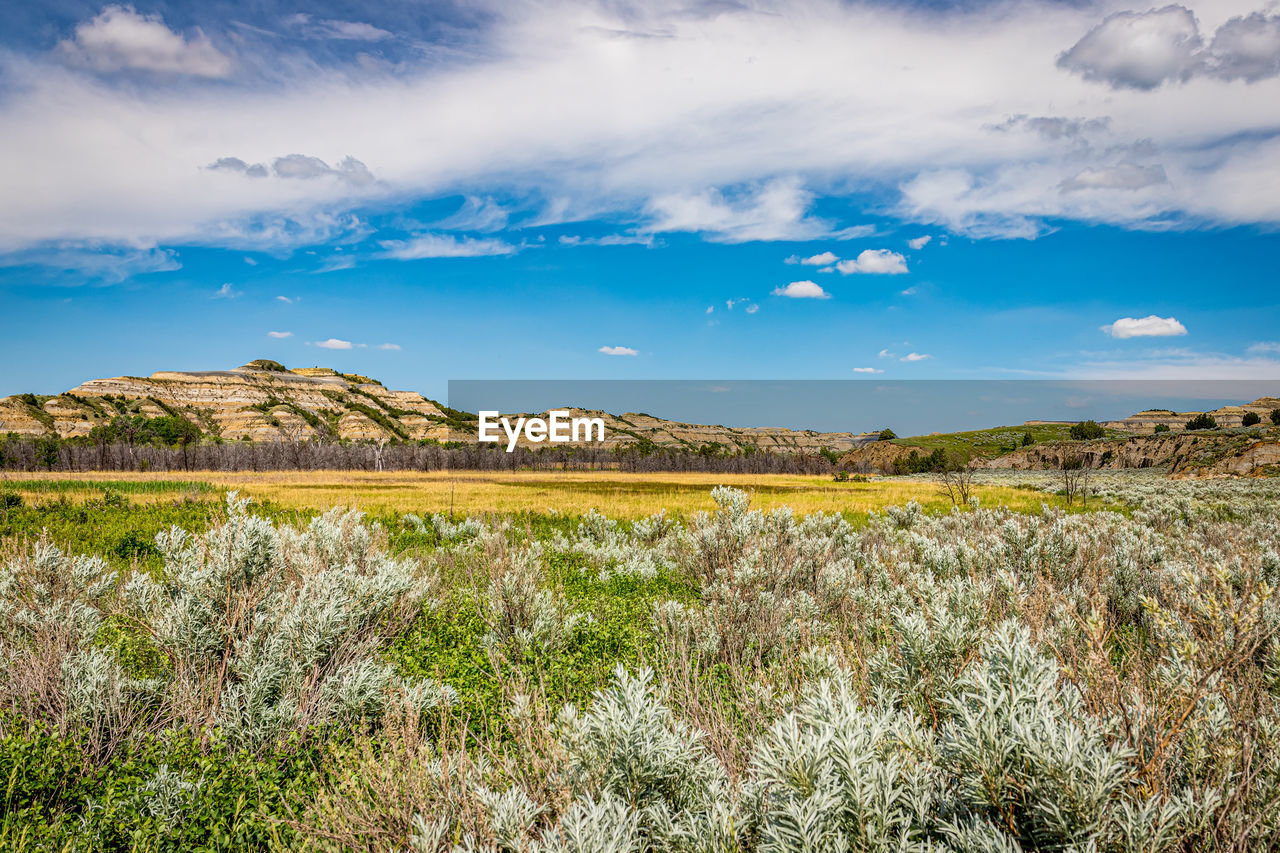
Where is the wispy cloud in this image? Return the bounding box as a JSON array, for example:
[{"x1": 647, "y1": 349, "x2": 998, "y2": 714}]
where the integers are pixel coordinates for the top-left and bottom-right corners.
[
  {"x1": 785, "y1": 251, "x2": 838, "y2": 266},
  {"x1": 772, "y1": 280, "x2": 830, "y2": 299},
  {"x1": 1101, "y1": 315, "x2": 1188, "y2": 339},
  {"x1": 599, "y1": 345, "x2": 638, "y2": 356},
  {"x1": 907, "y1": 235, "x2": 932, "y2": 250},
  {"x1": 380, "y1": 234, "x2": 519, "y2": 260},
  {"x1": 267, "y1": 330, "x2": 292, "y2": 339},
  {"x1": 900, "y1": 352, "x2": 931, "y2": 362},
  {"x1": 852, "y1": 367, "x2": 883, "y2": 373},
  {"x1": 378, "y1": 343, "x2": 401, "y2": 350},
  {"x1": 212, "y1": 283, "x2": 240, "y2": 299}
]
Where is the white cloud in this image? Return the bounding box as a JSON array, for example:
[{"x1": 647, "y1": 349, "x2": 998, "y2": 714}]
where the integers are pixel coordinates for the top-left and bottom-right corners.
[
  {"x1": 57, "y1": 5, "x2": 232, "y2": 77},
  {"x1": 900, "y1": 286, "x2": 917, "y2": 296},
  {"x1": 276, "y1": 295, "x2": 293, "y2": 303},
  {"x1": 1059, "y1": 6, "x2": 1280, "y2": 90},
  {"x1": 852, "y1": 367, "x2": 883, "y2": 373},
  {"x1": 786, "y1": 251, "x2": 838, "y2": 266},
  {"x1": 1101, "y1": 315, "x2": 1189, "y2": 339},
  {"x1": 378, "y1": 342, "x2": 401, "y2": 350},
  {"x1": 5, "y1": 1, "x2": 1280, "y2": 253},
  {"x1": 836, "y1": 249, "x2": 909, "y2": 275},
  {"x1": 646, "y1": 177, "x2": 842, "y2": 243},
  {"x1": 907, "y1": 235, "x2": 932, "y2": 250},
  {"x1": 705, "y1": 306, "x2": 714, "y2": 314},
  {"x1": 380, "y1": 234, "x2": 519, "y2": 260},
  {"x1": 267, "y1": 330, "x2": 292, "y2": 338},
  {"x1": 314, "y1": 338, "x2": 353, "y2": 349},
  {"x1": 212, "y1": 283, "x2": 240, "y2": 299},
  {"x1": 745, "y1": 303, "x2": 759, "y2": 314},
  {"x1": 1057, "y1": 6, "x2": 1202, "y2": 91},
  {"x1": 878, "y1": 349, "x2": 894, "y2": 358},
  {"x1": 559, "y1": 233, "x2": 655, "y2": 247},
  {"x1": 772, "y1": 280, "x2": 830, "y2": 299},
  {"x1": 287, "y1": 14, "x2": 394, "y2": 42},
  {"x1": 900, "y1": 352, "x2": 931, "y2": 362},
  {"x1": 599, "y1": 345, "x2": 638, "y2": 356},
  {"x1": 1248, "y1": 341, "x2": 1280, "y2": 354},
  {"x1": 0, "y1": 245, "x2": 180, "y2": 283},
  {"x1": 1060, "y1": 163, "x2": 1168, "y2": 192}
]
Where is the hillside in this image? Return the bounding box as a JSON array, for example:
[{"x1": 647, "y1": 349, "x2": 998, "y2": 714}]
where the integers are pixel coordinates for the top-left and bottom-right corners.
[
  {"x1": 0, "y1": 360, "x2": 874, "y2": 454},
  {"x1": 839, "y1": 410, "x2": 1280, "y2": 477}
]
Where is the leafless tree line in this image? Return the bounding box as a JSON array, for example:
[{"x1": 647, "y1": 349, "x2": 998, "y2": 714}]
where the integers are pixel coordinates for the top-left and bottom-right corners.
[{"x1": 0, "y1": 438, "x2": 838, "y2": 475}]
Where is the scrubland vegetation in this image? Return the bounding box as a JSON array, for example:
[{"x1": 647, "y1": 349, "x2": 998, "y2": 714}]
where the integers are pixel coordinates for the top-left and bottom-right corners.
[{"x1": 2, "y1": 472, "x2": 1280, "y2": 850}]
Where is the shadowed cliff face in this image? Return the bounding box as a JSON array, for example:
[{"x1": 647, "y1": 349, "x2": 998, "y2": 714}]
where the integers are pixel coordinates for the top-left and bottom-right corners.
[{"x1": 0, "y1": 362, "x2": 875, "y2": 453}]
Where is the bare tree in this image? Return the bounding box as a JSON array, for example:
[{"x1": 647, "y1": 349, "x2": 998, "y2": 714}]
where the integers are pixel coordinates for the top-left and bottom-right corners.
[
  {"x1": 1060, "y1": 455, "x2": 1091, "y2": 506},
  {"x1": 938, "y1": 452, "x2": 978, "y2": 508}
]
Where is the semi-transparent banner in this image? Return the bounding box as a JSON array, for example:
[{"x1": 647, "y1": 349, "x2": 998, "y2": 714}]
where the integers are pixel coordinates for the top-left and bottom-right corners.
[{"x1": 448, "y1": 379, "x2": 1280, "y2": 438}]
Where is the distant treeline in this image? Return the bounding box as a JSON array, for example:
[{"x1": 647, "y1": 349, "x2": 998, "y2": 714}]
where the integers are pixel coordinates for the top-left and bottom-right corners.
[{"x1": 0, "y1": 434, "x2": 839, "y2": 475}]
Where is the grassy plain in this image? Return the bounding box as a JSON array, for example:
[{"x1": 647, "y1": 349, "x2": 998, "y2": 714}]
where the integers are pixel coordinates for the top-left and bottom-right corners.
[{"x1": 0, "y1": 469, "x2": 1081, "y2": 518}]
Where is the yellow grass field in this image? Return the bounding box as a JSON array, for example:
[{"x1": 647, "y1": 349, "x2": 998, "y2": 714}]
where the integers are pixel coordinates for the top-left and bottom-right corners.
[{"x1": 0, "y1": 469, "x2": 1077, "y2": 518}]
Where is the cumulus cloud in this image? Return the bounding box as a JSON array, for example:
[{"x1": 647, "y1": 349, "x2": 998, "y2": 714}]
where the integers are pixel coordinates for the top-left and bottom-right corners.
[
  {"x1": 900, "y1": 352, "x2": 931, "y2": 362},
  {"x1": 380, "y1": 234, "x2": 519, "y2": 259},
  {"x1": 1060, "y1": 6, "x2": 1280, "y2": 90},
  {"x1": 599, "y1": 345, "x2": 638, "y2": 356},
  {"x1": 907, "y1": 235, "x2": 932, "y2": 250},
  {"x1": 772, "y1": 280, "x2": 830, "y2": 299},
  {"x1": 211, "y1": 282, "x2": 240, "y2": 299},
  {"x1": 836, "y1": 249, "x2": 909, "y2": 275},
  {"x1": 1060, "y1": 163, "x2": 1168, "y2": 192},
  {"x1": 1058, "y1": 6, "x2": 1202, "y2": 90},
  {"x1": 313, "y1": 338, "x2": 353, "y2": 349},
  {"x1": 57, "y1": 5, "x2": 231, "y2": 77},
  {"x1": 852, "y1": 366, "x2": 883, "y2": 373},
  {"x1": 1208, "y1": 13, "x2": 1280, "y2": 82},
  {"x1": 267, "y1": 330, "x2": 292, "y2": 338},
  {"x1": 1101, "y1": 315, "x2": 1189, "y2": 338}
]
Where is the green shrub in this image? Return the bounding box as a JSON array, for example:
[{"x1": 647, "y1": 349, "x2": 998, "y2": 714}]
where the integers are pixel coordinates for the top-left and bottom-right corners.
[
  {"x1": 1069, "y1": 420, "x2": 1105, "y2": 440},
  {"x1": 1272, "y1": 408, "x2": 1280, "y2": 425},
  {"x1": 1153, "y1": 423, "x2": 1170, "y2": 433},
  {"x1": 878, "y1": 428, "x2": 897, "y2": 440},
  {"x1": 1185, "y1": 412, "x2": 1217, "y2": 430},
  {"x1": 1243, "y1": 411, "x2": 1261, "y2": 427},
  {"x1": 1021, "y1": 432, "x2": 1034, "y2": 447}
]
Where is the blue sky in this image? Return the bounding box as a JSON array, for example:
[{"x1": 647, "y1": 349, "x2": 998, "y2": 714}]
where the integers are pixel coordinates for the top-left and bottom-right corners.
[{"x1": 2, "y1": 0, "x2": 1279, "y2": 402}]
